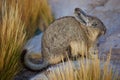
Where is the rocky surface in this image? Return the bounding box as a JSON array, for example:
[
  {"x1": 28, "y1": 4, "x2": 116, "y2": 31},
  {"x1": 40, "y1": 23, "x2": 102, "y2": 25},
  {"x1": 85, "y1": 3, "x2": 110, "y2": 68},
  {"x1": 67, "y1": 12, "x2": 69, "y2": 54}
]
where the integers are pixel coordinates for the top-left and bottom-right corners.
[
  {"x1": 24, "y1": 33, "x2": 43, "y2": 54},
  {"x1": 15, "y1": 0, "x2": 120, "y2": 79},
  {"x1": 14, "y1": 69, "x2": 38, "y2": 80}
]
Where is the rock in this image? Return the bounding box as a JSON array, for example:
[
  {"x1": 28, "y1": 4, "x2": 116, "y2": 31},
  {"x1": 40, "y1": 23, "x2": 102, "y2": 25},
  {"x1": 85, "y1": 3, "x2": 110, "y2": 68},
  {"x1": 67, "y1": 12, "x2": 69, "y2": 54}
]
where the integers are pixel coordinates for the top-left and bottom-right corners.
[
  {"x1": 30, "y1": 73, "x2": 48, "y2": 80},
  {"x1": 14, "y1": 69, "x2": 39, "y2": 80},
  {"x1": 24, "y1": 33, "x2": 43, "y2": 54},
  {"x1": 48, "y1": 0, "x2": 111, "y2": 18}
]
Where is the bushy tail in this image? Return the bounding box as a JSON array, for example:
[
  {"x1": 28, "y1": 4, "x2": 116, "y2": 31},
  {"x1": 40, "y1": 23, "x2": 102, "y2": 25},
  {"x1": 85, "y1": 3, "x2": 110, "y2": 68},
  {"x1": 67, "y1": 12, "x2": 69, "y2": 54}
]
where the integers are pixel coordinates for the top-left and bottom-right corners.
[{"x1": 21, "y1": 49, "x2": 48, "y2": 71}]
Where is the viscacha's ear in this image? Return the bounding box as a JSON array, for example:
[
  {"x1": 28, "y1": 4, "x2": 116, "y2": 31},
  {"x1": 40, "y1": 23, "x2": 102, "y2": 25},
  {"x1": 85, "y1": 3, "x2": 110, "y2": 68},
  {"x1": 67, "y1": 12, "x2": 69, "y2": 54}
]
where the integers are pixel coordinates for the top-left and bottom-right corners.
[{"x1": 74, "y1": 8, "x2": 88, "y2": 25}]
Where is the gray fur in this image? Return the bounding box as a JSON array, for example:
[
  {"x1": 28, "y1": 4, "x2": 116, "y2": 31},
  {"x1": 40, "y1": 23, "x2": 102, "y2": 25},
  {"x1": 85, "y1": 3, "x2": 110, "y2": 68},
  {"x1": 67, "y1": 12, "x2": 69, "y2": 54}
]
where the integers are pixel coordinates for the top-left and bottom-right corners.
[{"x1": 23, "y1": 8, "x2": 106, "y2": 70}]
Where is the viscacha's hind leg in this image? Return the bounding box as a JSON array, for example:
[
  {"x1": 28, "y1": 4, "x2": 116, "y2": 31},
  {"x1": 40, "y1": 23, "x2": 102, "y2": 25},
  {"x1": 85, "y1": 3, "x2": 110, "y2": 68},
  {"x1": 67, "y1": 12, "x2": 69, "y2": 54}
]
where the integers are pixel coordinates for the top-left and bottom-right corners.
[{"x1": 67, "y1": 41, "x2": 85, "y2": 60}]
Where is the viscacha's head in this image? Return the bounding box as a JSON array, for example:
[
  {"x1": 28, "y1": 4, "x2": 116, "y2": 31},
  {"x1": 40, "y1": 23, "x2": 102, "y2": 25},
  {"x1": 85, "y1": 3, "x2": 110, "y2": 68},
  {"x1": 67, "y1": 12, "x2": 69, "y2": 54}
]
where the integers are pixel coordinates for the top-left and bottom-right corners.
[{"x1": 74, "y1": 8, "x2": 106, "y2": 36}]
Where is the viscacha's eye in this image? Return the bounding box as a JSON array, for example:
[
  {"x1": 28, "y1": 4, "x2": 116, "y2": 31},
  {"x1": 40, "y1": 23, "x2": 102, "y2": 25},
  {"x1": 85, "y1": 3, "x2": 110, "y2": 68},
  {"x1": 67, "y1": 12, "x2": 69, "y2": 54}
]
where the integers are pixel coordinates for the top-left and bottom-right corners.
[
  {"x1": 77, "y1": 13, "x2": 80, "y2": 16},
  {"x1": 92, "y1": 22, "x2": 97, "y2": 26}
]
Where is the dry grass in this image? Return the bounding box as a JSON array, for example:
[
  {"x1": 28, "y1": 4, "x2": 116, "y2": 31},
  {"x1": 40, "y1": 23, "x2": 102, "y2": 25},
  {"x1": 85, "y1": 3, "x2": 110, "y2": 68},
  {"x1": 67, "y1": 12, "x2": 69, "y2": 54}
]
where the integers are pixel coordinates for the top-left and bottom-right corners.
[
  {"x1": 46, "y1": 54, "x2": 119, "y2": 80},
  {"x1": 0, "y1": 3, "x2": 26, "y2": 80},
  {"x1": 1, "y1": 0, "x2": 53, "y2": 38},
  {"x1": 17, "y1": 0, "x2": 53, "y2": 38},
  {"x1": 0, "y1": 0, "x2": 53, "y2": 79}
]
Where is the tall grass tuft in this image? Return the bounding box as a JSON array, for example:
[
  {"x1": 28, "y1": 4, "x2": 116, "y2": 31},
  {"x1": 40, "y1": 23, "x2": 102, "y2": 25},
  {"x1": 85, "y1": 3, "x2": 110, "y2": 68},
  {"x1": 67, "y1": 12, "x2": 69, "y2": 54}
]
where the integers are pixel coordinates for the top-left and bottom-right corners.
[
  {"x1": 2, "y1": 0, "x2": 53, "y2": 38},
  {"x1": 17, "y1": 0, "x2": 53, "y2": 38},
  {"x1": 47, "y1": 55, "x2": 119, "y2": 80},
  {"x1": 0, "y1": 3, "x2": 26, "y2": 80},
  {"x1": 0, "y1": 0, "x2": 53, "y2": 79}
]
